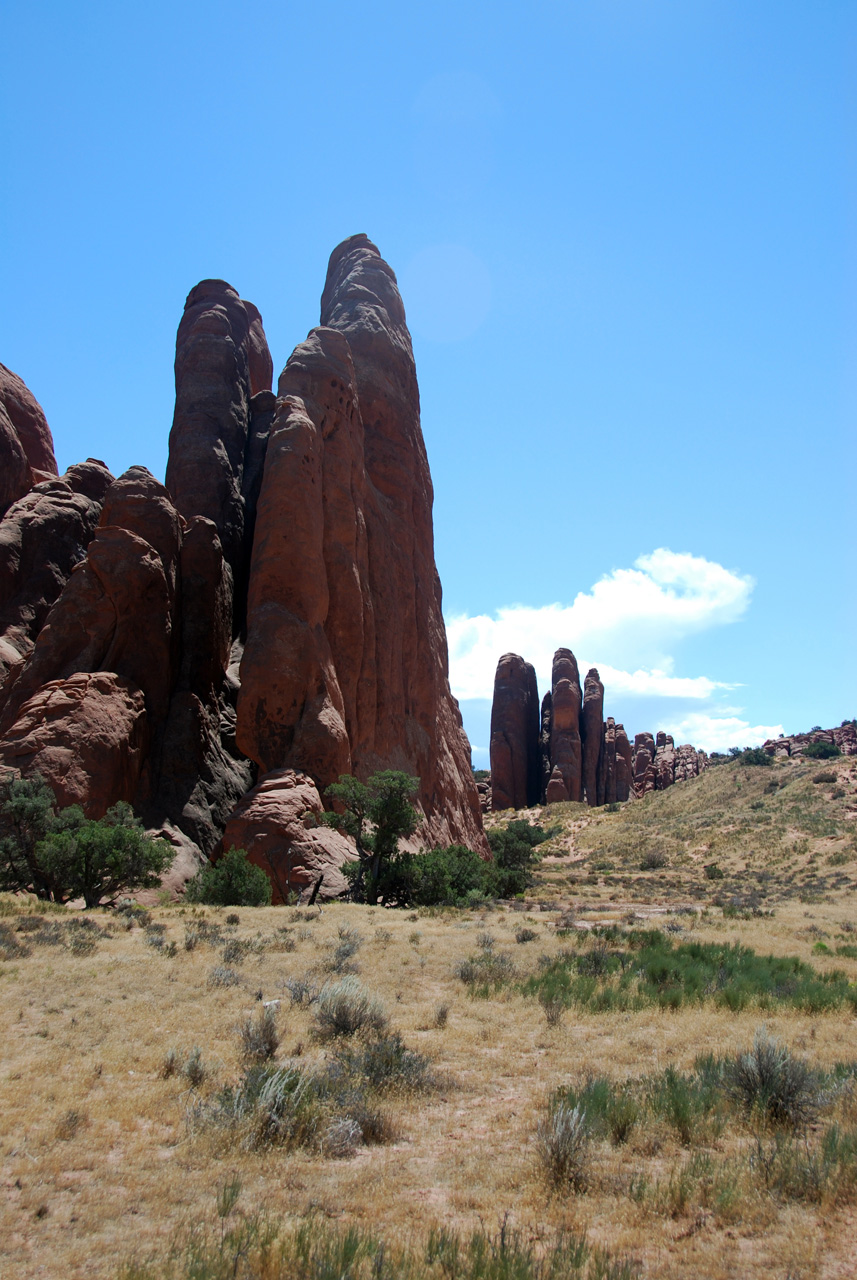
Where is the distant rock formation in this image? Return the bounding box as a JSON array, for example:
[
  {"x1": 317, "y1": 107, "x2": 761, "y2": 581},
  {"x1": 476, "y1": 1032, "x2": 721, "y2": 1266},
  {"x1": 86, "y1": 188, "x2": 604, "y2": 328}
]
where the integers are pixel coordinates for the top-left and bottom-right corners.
[
  {"x1": 763, "y1": 723, "x2": 857, "y2": 758},
  {"x1": 0, "y1": 237, "x2": 487, "y2": 901},
  {"x1": 580, "y1": 669, "x2": 604, "y2": 805},
  {"x1": 490, "y1": 645, "x2": 707, "y2": 810},
  {"x1": 489, "y1": 653, "x2": 540, "y2": 810}
]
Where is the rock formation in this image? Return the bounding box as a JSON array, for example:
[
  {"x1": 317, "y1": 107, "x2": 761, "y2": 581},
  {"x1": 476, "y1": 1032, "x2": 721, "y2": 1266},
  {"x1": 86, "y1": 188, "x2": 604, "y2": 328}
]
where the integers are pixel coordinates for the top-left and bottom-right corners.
[
  {"x1": 489, "y1": 653, "x2": 540, "y2": 810},
  {"x1": 0, "y1": 363, "x2": 58, "y2": 517},
  {"x1": 487, "y1": 646, "x2": 707, "y2": 809},
  {"x1": 763, "y1": 723, "x2": 857, "y2": 758},
  {"x1": 544, "y1": 648, "x2": 583, "y2": 803},
  {"x1": 235, "y1": 235, "x2": 486, "y2": 868},
  {"x1": 580, "y1": 669, "x2": 604, "y2": 805},
  {"x1": 165, "y1": 279, "x2": 272, "y2": 581},
  {"x1": 633, "y1": 732, "x2": 656, "y2": 796},
  {"x1": 221, "y1": 769, "x2": 355, "y2": 903},
  {"x1": 1, "y1": 236, "x2": 488, "y2": 901},
  {"x1": 0, "y1": 459, "x2": 113, "y2": 701}
]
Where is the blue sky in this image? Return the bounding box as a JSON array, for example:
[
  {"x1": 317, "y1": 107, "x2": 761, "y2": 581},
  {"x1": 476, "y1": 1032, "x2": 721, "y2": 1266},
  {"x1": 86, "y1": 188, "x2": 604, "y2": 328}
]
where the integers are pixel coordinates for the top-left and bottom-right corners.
[{"x1": 2, "y1": 0, "x2": 855, "y2": 765}]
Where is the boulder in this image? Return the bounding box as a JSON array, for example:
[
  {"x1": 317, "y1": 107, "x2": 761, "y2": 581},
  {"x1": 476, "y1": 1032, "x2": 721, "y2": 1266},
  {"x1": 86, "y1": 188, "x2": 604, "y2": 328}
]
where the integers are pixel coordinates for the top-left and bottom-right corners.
[
  {"x1": 489, "y1": 652, "x2": 540, "y2": 810},
  {"x1": 237, "y1": 236, "x2": 487, "y2": 855},
  {"x1": 221, "y1": 768, "x2": 356, "y2": 902},
  {"x1": 0, "y1": 671, "x2": 148, "y2": 816}
]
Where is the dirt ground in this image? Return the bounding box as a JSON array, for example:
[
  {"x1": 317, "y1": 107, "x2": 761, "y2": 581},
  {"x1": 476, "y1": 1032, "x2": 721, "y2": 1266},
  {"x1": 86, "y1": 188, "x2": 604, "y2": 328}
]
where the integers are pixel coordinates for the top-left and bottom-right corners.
[{"x1": 2, "y1": 752, "x2": 857, "y2": 1279}]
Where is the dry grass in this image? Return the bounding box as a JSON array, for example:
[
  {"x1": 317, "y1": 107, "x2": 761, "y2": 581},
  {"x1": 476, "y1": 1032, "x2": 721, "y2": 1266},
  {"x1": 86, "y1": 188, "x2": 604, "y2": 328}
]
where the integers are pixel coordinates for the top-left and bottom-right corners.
[{"x1": 1, "y1": 754, "x2": 857, "y2": 1279}]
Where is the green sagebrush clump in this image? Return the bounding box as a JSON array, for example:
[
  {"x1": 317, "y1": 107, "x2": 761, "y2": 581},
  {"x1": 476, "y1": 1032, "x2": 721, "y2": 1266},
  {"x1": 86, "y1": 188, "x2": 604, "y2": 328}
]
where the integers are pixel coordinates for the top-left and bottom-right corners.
[
  {"x1": 185, "y1": 847, "x2": 272, "y2": 907},
  {"x1": 0, "y1": 773, "x2": 171, "y2": 908},
  {"x1": 522, "y1": 929, "x2": 857, "y2": 1015},
  {"x1": 120, "y1": 1205, "x2": 641, "y2": 1280}
]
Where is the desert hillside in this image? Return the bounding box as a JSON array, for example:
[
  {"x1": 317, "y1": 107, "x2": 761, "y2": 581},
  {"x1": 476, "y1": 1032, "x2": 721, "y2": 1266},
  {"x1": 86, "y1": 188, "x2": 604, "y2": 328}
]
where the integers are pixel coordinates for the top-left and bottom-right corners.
[{"x1": 2, "y1": 750, "x2": 856, "y2": 1280}]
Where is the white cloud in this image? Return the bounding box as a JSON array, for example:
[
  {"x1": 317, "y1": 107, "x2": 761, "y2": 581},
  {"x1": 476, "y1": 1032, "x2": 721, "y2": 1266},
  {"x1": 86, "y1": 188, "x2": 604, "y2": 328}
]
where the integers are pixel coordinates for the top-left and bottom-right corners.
[
  {"x1": 666, "y1": 714, "x2": 784, "y2": 753},
  {"x1": 445, "y1": 548, "x2": 753, "y2": 701}
]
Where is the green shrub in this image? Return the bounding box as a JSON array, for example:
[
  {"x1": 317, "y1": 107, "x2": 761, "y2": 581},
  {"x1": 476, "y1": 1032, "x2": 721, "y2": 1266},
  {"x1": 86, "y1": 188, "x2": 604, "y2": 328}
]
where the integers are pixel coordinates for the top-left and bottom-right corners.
[
  {"x1": 804, "y1": 741, "x2": 841, "y2": 760},
  {"x1": 185, "y1": 848, "x2": 272, "y2": 907},
  {"x1": 522, "y1": 935, "x2": 857, "y2": 1015},
  {"x1": 120, "y1": 1210, "x2": 639, "y2": 1280},
  {"x1": 1, "y1": 774, "x2": 171, "y2": 908},
  {"x1": 331, "y1": 1032, "x2": 434, "y2": 1092},
  {"x1": 739, "y1": 748, "x2": 773, "y2": 767}
]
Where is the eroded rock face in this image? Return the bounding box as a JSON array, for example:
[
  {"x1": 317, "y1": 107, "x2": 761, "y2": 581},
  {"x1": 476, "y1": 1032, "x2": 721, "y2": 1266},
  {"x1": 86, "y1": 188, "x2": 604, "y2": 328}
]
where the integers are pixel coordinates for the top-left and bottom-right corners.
[
  {"x1": 546, "y1": 648, "x2": 583, "y2": 803},
  {"x1": 0, "y1": 672, "x2": 148, "y2": 815},
  {"x1": 0, "y1": 364, "x2": 58, "y2": 515},
  {"x1": 489, "y1": 653, "x2": 540, "y2": 810},
  {"x1": 598, "y1": 717, "x2": 617, "y2": 804},
  {"x1": 236, "y1": 236, "x2": 486, "y2": 855},
  {"x1": 633, "y1": 732, "x2": 656, "y2": 797},
  {"x1": 165, "y1": 280, "x2": 272, "y2": 578},
  {"x1": 0, "y1": 460, "x2": 113, "y2": 705},
  {"x1": 0, "y1": 468, "x2": 182, "y2": 735},
  {"x1": 615, "y1": 725, "x2": 632, "y2": 801},
  {"x1": 221, "y1": 768, "x2": 355, "y2": 901},
  {"x1": 654, "y1": 732, "x2": 676, "y2": 790},
  {"x1": 580, "y1": 669, "x2": 604, "y2": 806}
]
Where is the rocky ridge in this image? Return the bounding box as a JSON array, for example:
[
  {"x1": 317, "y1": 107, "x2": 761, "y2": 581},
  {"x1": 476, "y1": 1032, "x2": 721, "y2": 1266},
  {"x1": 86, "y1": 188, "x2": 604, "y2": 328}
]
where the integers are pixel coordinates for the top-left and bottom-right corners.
[{"x1": 762, "y1": 724, "x2": 856, "y2": 758}]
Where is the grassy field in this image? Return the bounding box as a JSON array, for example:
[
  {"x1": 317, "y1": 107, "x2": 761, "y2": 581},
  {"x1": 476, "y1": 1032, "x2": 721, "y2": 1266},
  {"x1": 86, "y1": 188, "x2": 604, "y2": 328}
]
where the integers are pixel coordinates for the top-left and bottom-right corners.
[{"x1": 1, "y1": 751, "x2": 856, "y2": 1279}]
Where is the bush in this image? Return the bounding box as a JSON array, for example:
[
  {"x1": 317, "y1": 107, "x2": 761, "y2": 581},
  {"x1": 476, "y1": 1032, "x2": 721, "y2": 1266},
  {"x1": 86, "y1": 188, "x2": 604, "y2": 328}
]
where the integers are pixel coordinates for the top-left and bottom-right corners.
[
  {"x1": 727, "y1": 1028, "x2": 825, "y2": 1130},
  {"x1": 238, "y1": 1006, "x2": 280, "y2": 1063},
  {"x1": 1, "y1": 775, "x2": 171, "y2": 907},
  {"x1": 739, "y1": 748, "x2": 773, "y2": 767},
  {"x1": 332, "y1": 1032, "x2": 434, "y2": 1092},
  {"x1": 640, "y1": 849, "x2": 667, "y2": 870},
  {"x1": 313, "y1": 977, "x2": 388, "y2": 1040},
  {"x1": 185, "y1": 847, "x2": 272, "y2": 907},
  {"x1": 536, "y1": 1101, "x2": 590, "y2": 1189},
  {"x1": 804, "y1": 742, "x2": 841, "y2": 760}
]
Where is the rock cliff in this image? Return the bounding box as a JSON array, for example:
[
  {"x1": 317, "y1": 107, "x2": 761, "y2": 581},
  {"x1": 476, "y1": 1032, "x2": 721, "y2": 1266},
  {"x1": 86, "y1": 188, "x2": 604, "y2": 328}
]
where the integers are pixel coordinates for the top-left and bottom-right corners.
[
  {"x1": 236, "y1": 236, "x2": 486, "y2": 875},
  {"x1": 1, "y1": 236, "x2": 487, "y2": 900}
]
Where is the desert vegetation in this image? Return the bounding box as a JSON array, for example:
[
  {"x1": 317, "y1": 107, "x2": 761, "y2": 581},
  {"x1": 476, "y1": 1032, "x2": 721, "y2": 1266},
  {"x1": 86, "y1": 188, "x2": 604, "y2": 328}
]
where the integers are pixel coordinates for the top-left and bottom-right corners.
[{"x1": 1, "y1": 750, "x2": 857, "y2": 1278}]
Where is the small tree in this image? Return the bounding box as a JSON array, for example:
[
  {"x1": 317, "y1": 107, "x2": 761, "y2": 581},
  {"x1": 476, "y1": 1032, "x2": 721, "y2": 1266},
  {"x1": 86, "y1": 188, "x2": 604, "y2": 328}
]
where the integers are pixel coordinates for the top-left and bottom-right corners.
[
  {"x1": 0, "y1": 772, "x2": 58, "y2": 900},
  {"x1": 323, "y1": 771, "x2": 419, "y2": 903},
  {"x1": 36, "y1": 802, "x2": 172, "y2": 909},
  {"x1": 184, "y1": 846, "x2": 272, "y2": 906}
]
